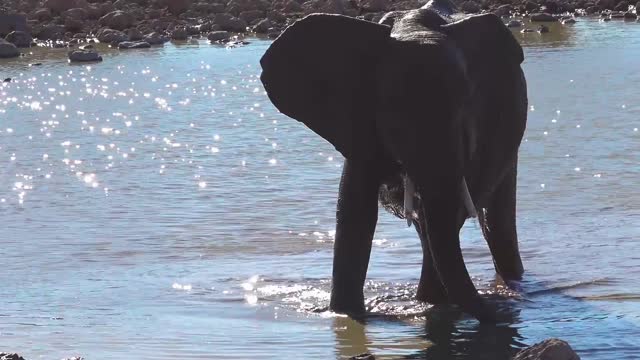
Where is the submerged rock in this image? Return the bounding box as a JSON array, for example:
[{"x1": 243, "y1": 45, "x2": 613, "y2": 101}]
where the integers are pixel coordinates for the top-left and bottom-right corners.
[
  {"x1": 143, "y1": 32, "x2": 169, "y2": 45},
  {"x1": 68, "y1": 49, "x2": 103, "y2": 62},
  {"x1": 97, "y1": 28, "x2": 129, "y2": 44},
  {"x1": 507, "y1": 19, "x2": 524, "y2": 27},
  {"x1": 0, "y1": 39, "x2": 20, "y2": 58},
  {"x1": 514, "y1": 339, "x2": 580, "y2": 360},
  {"x1": 537, "y1": 24, "x2": 550, "y2": 32},
  {"x1": 530, "y1": 12, "x2": 557, "y2": 21},
  {"x1": 118, "y1": 41, "x2": 151, "y2": 49},
  {"x1": 207, "y1": 31, "x2": 231, "y2": 42}
]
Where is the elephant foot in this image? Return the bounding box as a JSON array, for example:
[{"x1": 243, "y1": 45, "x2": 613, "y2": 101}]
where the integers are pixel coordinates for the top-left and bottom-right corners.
[
  {"x1": 329, "y1": 293, "x2": 367, "y2": 318},
  {"x1": 416, "y1": 279, "x2": 449, "y2": 305},
  {"x1": 495, "y1": 258, "x2": 525, "y2": 282}
]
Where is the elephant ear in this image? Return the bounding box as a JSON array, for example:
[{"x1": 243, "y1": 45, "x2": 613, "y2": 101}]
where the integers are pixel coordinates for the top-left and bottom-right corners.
[
  {"x1": 260, "y1": 14, "x2": 391, "y2": 161},
  {"x1": 441, "y1": 13, "x2": 524, "y2": 70}
]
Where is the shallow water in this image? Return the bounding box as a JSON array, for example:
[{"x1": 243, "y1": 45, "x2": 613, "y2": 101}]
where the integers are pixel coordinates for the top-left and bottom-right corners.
[{"x1": 0, "y1": 19, "x2": 639, "y2": 359}]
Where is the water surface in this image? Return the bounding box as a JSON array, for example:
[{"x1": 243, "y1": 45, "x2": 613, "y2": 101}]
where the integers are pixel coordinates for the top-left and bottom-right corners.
[{"x1": 1, "y1": 19, "x2": 639, "y2": 359}]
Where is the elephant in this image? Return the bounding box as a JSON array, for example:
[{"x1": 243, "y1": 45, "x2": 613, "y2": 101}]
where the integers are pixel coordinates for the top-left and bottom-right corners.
[{"x1": 259, "y1": 0, "x2": 528, "y2": 322}]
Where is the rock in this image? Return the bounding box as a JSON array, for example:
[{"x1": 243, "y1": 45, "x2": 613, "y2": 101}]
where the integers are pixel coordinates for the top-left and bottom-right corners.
[
  {"x1": 127, "y1": 28, "x2": 144, "y2": 41},
  {"x1": 613, "y1": 0, "x2": 629, "y2": 10},
  {"x1": 207, "y1": 30, "x2": 231, "y2": 41},
  {"x1": 460, "y1": 0, "x2": 481, "y2": 13},
  {"x1": 281, "y1": 0, "x2": 303, "y2": 13},
  {"x1": 267, "y1": 10, "x2": 287, "y2": 22},
  {"x1": 214, "y1": 13, "x2": 248, "y2": 32},
  {"x1": 226, "y1": 0, "x2": 270, "y2": 15},
  {"x1": 68, "y1": 49, "x2": 102, "y2": 62},
  {"x1": 302, "y1": 0, "x2": 356, "y2": 15},
  {"x1": 5, "y1": 30, "x2": 32, "y2": 47},
  {"x1": 37, "y1": 24, "x2": 66, "y2": 40},
  {"x1": 65, "y1": 18, "x2": 84, "y2": 31},
  {"x1": 171, "y1": 26, "x2": 188, "y2": 40},
  {"x1": 493, "y1": 4, "x2": 513, "y2": 16},
  {"x1": 623, "y1": 11, "x2": 637, "y2": 18},
  {"x1": 0, "y1": 38, "x2": 21, "y2": 58},
  {"x1": 239, "y1": 10, "x2": 264, "y2": 24},
  {"x1": 609, "y1": 10, "x2": 626, "y2": 17},
  {"x1": 167, "y1": 0, "x2": 191, "y2": 14},
  {"x1": 349, "y1": 354, "x2": 375, "y2": 360},
  {"x1": 507, "y1": 19, "x2": 524, "y2": 27},
  {"x1": 358, "y1": 0, "x2": 390, "y2": 12},
  {"x1": 0, "y1": 14, "x2": 28, "y2": 37},
  {"x1": 521, "y1": 27, "x2": 536, "y2": 32},
  {"x1": 585, "y1": 5, "x2": 600, "y2": 13},
  {"x1": 596, "y1": 0, "x2": 615, "y2": 9},
  {"x1": 44, "y1": 0, "x2": 88, "y2": 14},
  {"x1": 63, "y1": 7, "x2": 88, "y2": 20},
  {"x1": 99, "y1": 11, "x2": 135, "y2": 30},
  {"x1": 0, "y1": 353, "x2": 26, "y2": 360},
  {"x1": 143, "y1": 31, "x2": 169, "y2": 44},
  {"x1": 97, "y1": 28, "x2": 129, "y2": 43},
  {"x1": 530, "y1": 12, "x2": 557, "y2": 21},
  {"x1": 252, "y1": 18, "x2": 272, "y2": 33},
  {"x1": 537, "y1": 24, "x2": 550, "y2": 32},
  {"x1": 33, "y1": 9, "x2": 53, "y2": 22},
  {"x1": 561, "y1": 17, "x2": 577, "y2": 23},
  {"x1": 118, "y1": 41, "x2": 151, "y2": 48},
  {"x1": 514, "y1": 339, "x2": 580, "y2": 360},
  {"x1": 523, "y1": 0, "x2": 540, "y2": 11}
]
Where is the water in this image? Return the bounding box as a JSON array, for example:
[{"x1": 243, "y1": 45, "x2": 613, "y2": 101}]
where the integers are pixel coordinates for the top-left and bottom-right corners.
[{"x1": 1, "y1": 19, "x2": 639, "y2": 359}]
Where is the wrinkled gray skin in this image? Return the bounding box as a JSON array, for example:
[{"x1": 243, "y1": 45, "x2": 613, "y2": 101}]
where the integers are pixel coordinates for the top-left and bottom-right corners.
[{"x1": 260, "y1": 0, "x2": 527, "y2": 322}]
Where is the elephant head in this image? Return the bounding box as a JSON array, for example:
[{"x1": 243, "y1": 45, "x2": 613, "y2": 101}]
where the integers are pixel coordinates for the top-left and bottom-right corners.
[{"x1": 260, "y1": 9, "x2": 526, "y2": 321}]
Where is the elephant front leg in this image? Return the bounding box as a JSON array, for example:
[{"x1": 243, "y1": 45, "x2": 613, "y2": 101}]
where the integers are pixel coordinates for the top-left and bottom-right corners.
[
  {"x1": 478, "y1": 162, "x2": 524, "y2": 281},
  {"x1": 413, "y1": 207, "x2": 448, "y2": 305},
  {"x1": 329, "y1": 159, "x2": 380, "y2": 316}
]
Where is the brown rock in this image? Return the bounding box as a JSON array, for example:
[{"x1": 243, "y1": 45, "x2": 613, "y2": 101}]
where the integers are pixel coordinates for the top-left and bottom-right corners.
[
  {"x1": 99, "y1": 10, "x2": 135, "y2": 30},
  {"x1": 37, "y1": 24, "x2": 65, "y2": 40},
  {"x1": 514, "y1": 339, "x2": 580, "y2": 360}
]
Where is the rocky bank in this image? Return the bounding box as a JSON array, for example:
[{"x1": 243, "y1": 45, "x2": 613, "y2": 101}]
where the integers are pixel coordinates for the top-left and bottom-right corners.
[{"x1": 0, "y1": 0, "x2": 638, "y2": 59}]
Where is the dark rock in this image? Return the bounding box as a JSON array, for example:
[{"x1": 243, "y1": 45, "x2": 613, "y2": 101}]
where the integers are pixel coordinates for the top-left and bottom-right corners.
[
  {"x1": 595, "y1": 0, "x2": 615, "y2": 9},
  {"x1": 523, "y1": 0, "x2": 540, "y2": 11},
  {"x1": 214, "y1": 13, "x2": 248, "y2": 32},
  {"x1": 0, "y1": 38, "x2": 21, "y2": 58},
  {"x1": 143, "y1": 31, "x2": 169, "y2": 44},
  {"x1": 282, "y1": 0, "x2": 303, "y2": 13},
  {"x1": 585, "y1": 5, "x2": 600, "y2": 13},
  {"x1": 0, "y1": 14, "x2": 28, "y2": 37},
  {"x1": 127, "y1": 28, "x2": 144, "y2": 40},
  {"x1": 33, "y1": 8, "x2": 53, "y2": 21},
  {"x1": 118, "y1": 40, "x2": 151, "y2": 48},
  {"x1": 0, "y1": 353, "x2": 26, "y2": 360},
  {"x1": 239, "y1": 10, "x2": 265, "y2": 24},
  {"x1": 252, "y1": 18, "x2": 272, "y2": 33},
  {"x1": 97, "y1": 28, "x2": 129, "y2": 43},
  {"x1": 63, "y1": 7, "x2": 88, "y2": 20},
  {"x1": 65, "y1": 18, "x2": 84, "y2": 31},
  {"x1": 493, "y1": 4, "x2": 512, "y2": 16},
  {"x1": 302, "y1": 0, "x2": 357, "y2": 15},
  {"x1": 99, "y1": 11, "x2": 135, "y2": 30},
  {"x1": 521, "y1": 27, "x2": 536, "y2": 32},
  {"x1": 226, "y1": 0, "x2": 270, "y2": 16},
  {"x1": 537, "y1": 24, "x2": 550, "y2": 32},
  {"x1": 5, "y1": 30, "x2": 33, "y2": 47},
  {"x1": 460, "y1": 0, "x2": 481, "y2": 12},
  {"x1": 507, "y1": 19, "x2": 524, "y2": 27},
  {"x1": 207, "y1": 30, "x2": 231, "y2": 41},
  {"x1": 614, "y1": 0, "x2": 629, "y2": 10},
  {"x1": 68, "y1": 49, "x2": 102, "y2": 62},
  {"x1": 514, "y1": 339, "x2": 580, "y2": 360},
  {"x1": 170, "y1": 26, "x2": 188, "y2": 40},
  {"x1": 44, "y1": 0, "x2": 88, "y2": 14},
  {"x1": 38, "y1": 24, "x2": 66, "y2": 40},
  {"x1": 623, "y1": 11, "x2": 637, "y2": 18},
  {"x1": 561, "y1": 17, "x2": 577, "y2": 23},
  {"x1": 358, "y1": 0, "x2": 390, "y2": 12},
  {"x1": 167, "y1": 0, "x2": 191, "y2": 14},
  {"x1": 530, "y1": 12, "x2": 557, "y2": 21}
]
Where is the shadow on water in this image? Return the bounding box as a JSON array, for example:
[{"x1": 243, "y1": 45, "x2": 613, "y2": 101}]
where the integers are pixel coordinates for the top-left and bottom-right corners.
[{"x1": 330, "y1": 275, "x2": 640, "y2": 359}]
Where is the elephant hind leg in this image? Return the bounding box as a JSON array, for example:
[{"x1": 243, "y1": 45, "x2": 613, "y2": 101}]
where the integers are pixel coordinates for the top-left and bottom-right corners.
[
  {"x1": 414, "y1": 207, "x2": 448, "y2": 305},
  {"x1": 478, "y1": 163, "x2": 524, "y2": 281}
]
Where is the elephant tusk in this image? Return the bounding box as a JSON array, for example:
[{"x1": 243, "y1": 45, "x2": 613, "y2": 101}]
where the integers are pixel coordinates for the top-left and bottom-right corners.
[
  {"x1": 462, "y1": 177, "x2": 477, "y2": 218},
  {"x1": 404, "y1": 176, "x2": 415, "y2": 227}
]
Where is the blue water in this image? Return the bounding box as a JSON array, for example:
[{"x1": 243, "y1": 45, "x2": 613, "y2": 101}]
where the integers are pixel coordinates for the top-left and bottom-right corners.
[{"x1": 0, "y1": 19, "x2": 639, "y2": 359}]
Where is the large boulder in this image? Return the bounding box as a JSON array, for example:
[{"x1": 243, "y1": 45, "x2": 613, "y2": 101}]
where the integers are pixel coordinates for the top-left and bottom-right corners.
[
  {"x1": 96, "y1": 28, "x2": 129, "y2": 43},
  {"x1": 143, "y1": 31, "x2": 169, "y2": 44},
  {"x1": 43, "y1": 0, "x2": 88, "y2": 14},
  {"x1": 207, "y1": 30, "x2": 231, "y2": 41},
  {"x1": 118, "y1": 41, "x2": 151, "y2": 48},
  {"x1": 37, "y1": 24, "x2": 65, "y2": 40},
  {"x1": 99, "y1": 10, "x2": 135, "y2": 30},
  {"x1": 460, "y1": 0, "x2": 481, "y2": 12},
  {"x1": 514, "y1": 339, "x2": 580, "y2": 360},
  {"x1": 530, "y1": 12, "x2": 557, "y2": 21},
  {"x1": 213, "y1": 13, "x2": 248, "y2": 32},
  {"x1": 5, "y1": 30, "x2": 32, "y2": 47},
  {"x1": 62, "y1": 7, "x2": 88, "y2": 20},
  {"x1": 226, "y1": 0, "x2": 269, "y2": 15},
  {"x1": 68, "y1": 49, "x2": 102, "y2": 62},
  {"x1": 167, "y1": 0, "x2": 191, "y2": 14},
  {"x1": 0, "y1": 38, "x2": 20, "y2": 58},
  {"x1": 358, "y1": 0, "x2": 390, "y2": 12},
  {"x1": 0, "y1": 14, "x2": 28, "y2": 37}
]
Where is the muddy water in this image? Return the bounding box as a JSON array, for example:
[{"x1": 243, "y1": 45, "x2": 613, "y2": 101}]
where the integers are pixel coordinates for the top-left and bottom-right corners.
[{"x1": 0, "y1": 19, "x2": 639, "y2": 359}]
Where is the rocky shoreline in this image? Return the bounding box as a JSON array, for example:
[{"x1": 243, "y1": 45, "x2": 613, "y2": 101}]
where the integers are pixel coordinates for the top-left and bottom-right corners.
[{"x1": 0, "y1": 0, "x2": 638, "y2": 61}]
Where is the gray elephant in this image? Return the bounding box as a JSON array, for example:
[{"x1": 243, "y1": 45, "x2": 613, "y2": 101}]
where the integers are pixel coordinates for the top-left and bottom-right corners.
[{"x1": 260, "y1": 0, "x2": 528, "y2": 322}]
